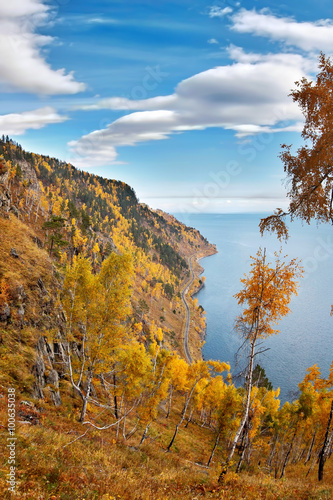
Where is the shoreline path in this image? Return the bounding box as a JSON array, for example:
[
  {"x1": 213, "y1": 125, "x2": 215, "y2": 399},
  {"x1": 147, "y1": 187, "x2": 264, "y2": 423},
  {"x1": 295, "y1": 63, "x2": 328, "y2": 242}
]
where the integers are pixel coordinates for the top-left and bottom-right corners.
[{"x1": 181, "y1": 255, "x2": 195, "y2": 364}]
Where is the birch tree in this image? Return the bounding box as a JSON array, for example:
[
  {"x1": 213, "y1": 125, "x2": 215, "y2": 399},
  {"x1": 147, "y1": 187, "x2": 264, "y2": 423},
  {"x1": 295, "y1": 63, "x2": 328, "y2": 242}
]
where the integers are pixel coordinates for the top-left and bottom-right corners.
[
  {"x1": 60, "y1": 252, "x2": 134, "y2": 423},
  {"x1": 219, "y1": 248, "x2": 303, "y2": 482}
]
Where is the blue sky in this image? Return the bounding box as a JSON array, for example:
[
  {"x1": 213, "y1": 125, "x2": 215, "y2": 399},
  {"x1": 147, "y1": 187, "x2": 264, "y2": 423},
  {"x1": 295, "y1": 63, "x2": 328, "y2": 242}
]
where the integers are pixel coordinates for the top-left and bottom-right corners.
[{"x1": 1, "y1": 0, "x2": 333, "y2": 214}]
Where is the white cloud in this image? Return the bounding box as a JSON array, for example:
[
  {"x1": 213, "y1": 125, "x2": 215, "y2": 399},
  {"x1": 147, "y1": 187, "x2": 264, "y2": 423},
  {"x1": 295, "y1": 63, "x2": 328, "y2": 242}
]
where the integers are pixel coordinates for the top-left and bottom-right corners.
[
  {"x1": 208, "y1": 38, "x2": 219, "y2": 44},
  {"x1": 79, "y1": 95, "x2": 177, "y2": 112},
  {"x1": 86, "y1": 17, "x2": 118, "y2": 25},
  {"x1": 0, "y1": 0, "x2": 85, "y2": 94},
  {"x1": 68, "y1": 110, "x2": 175, "y2": 167},
  {"x1": 69, "y1": 7, "x2": 333, "y2": 168},
  {"x1": 232, "y1": 8, "x2": 333, "y2": 52},
  {"x1": 0, "y1": 0, "x2": 47, "y2": 18},
  {"x1": 209, "y1": 6, "x2": 233, "y2": 18},
  {"x1": 70, "y1": 51, "x2": 309, "y2": 167},
  {"x1": 0, "y1": 107, "x2": 68, "y2": 135}
]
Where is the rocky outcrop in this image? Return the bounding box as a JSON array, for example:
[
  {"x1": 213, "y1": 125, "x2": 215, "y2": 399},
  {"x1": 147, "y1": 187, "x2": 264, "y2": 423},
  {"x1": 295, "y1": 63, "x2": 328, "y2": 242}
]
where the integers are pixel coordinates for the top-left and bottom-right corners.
[
  {"x1": 0, "y1": 166, "x2": 11, "y2": 213},
  {"x1": 0, "y1": 302, "x2": 10, "y2": 323},
  {"x1": 17, "y1": 159, "x2": 41, "y2": 193},
  {"x1": 33, "y1": 336, "x2": 63, "y2": 406},
  {"x1": 10, "y1": 247, "x2": 19, "y2": 258}
]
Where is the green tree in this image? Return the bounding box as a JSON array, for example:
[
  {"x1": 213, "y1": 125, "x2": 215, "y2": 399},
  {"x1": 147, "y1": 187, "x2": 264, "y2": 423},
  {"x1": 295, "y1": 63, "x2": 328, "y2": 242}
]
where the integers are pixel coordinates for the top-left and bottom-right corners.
[
  {"x1": 42, "y1": 215, "x2": 67, "y2": 255},
  {"x1": 252, "y1": 364, "x2": 273, "y2": 391}
]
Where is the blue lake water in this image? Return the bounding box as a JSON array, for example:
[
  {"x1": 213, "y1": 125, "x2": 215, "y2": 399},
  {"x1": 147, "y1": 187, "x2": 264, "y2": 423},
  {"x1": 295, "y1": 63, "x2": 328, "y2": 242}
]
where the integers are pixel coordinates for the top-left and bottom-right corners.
[{"x1": 174, "y1": 212, "x2": 333, "y2": 403}]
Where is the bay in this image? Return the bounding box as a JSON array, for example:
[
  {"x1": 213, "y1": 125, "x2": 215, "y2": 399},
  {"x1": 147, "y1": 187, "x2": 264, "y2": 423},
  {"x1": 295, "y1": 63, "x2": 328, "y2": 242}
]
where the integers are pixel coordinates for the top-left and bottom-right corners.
[{"x1": 174, "y1": 212, "x2": 333, "y2": 403}]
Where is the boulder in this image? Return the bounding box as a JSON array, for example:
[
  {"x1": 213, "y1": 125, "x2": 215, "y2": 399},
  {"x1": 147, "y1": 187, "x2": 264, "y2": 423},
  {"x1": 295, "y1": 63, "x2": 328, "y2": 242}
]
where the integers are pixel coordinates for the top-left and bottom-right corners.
[
  {"x1": 10, "y1": 247, "x2": 19, "y2": 258},
  {"x1": 0, "y1": 302, "x2": 10, "y2": 322}
]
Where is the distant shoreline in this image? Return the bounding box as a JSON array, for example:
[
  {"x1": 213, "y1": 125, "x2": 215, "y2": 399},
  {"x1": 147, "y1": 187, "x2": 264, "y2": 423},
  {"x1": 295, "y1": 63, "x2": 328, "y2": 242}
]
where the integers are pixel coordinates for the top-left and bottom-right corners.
[{"x1": 185, "y1": 245, "x2": 218, "y2": 362}]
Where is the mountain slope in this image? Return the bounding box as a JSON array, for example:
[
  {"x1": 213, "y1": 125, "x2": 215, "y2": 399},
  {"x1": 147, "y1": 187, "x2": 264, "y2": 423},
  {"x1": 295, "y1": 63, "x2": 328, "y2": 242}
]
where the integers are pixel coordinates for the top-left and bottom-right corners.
[
  {"x1": 0, "y1": 138, "x2": 332, "y2": 500},
  {"x1": 0, "y1": 137, "x2": 216, "y2": 363}
]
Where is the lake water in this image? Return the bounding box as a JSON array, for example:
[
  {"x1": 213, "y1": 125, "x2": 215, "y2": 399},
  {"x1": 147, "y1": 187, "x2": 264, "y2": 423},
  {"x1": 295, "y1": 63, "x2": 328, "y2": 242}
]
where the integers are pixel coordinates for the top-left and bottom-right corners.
[{"x1": 174, "y1": 212, "x2": 333, "y2": 403}]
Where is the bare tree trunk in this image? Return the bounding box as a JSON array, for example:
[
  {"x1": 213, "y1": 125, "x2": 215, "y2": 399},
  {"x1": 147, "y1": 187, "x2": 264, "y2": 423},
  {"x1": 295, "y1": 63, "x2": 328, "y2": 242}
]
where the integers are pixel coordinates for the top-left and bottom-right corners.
[
  {"x1": 166, "y1": 386, "x2": 173, "y2": 418},
  {"x1": 167, "y1": 422, "x2": 181, "y2": 452},
  {"x1": 291, "y1": 431, "x2": 303, "y2": 464},
  {"x1": 267, "y1": 433, "x2": 279, "y2": 469},
  {"x1": 167, "y1": 384, "x2": 197, "y2": 451},
  {"x1": 113, "y1": 372, "x2": 118, "y2": 419},
  {"x1": 140, "y1": 422, "x2": 152, "y2": 445},
  {"x1": 79, "y1": 371, "x2": 93, "y2": 423},
  {"x1": 328, "y1": 430, "x2": 333, "y2": 458},
  {"x1": 116, "y1": 394, "x2": 124, "y2": 439},
  {"x1": 318, "y1": 399, "x2": 333, "y2": 481},
  {"x1": 35, "y1": 200, "x2": 40, "y2": 222},
  {"x1": 306, "y1": 448, "x2": 321, "y2": 477},
  {"x1": 200, "y1": 411, "x2": 208, "y2": 428},
  {"x1": 236, "y1": 431, "x2": 249, "y2": 473},
  {"x1": 125, "y1": 418, "x2": 140, "y2": 440},
  {"x1": 185, "y1": 406, "x2": 194, "y2": 428},
  {"x1": 280, "y1": 426, "x2": 298, "y2": 479},
  {"x1": 122, "y1": 402, "x2": 127, "y2": 439},
  {"x1": 304, "y1": 430, "x2": 316, "y2": 464},
  {"x1": 218, "y1": 335, "x2": 256, "y2": 482},
  {"x1": 207, "y1": 431, "x2": 220, "y2": 467}
]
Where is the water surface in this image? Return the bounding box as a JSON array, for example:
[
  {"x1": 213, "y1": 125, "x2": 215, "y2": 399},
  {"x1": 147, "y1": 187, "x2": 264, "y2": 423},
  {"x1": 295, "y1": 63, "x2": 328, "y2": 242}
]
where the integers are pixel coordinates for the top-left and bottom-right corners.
[{"x1": 174, "y1": 213, "x2": 333, "y2": 402}]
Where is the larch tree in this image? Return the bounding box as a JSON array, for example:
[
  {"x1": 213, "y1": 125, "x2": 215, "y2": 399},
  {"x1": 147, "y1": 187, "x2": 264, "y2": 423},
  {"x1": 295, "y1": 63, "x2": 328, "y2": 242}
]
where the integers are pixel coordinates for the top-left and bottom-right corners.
[
  {"x1": 260, "y1": 53, "x2": 333, "y2": 240},
  {"x1": 219, "y1": 248, "x2": 303, "y2": 482}
]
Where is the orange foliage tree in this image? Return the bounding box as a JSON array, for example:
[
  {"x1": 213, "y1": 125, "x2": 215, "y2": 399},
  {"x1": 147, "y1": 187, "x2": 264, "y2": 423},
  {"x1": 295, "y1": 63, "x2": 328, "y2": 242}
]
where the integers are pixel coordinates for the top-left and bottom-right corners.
[
  {"x1": 260, "y1": 53, "x2": 333, "y2": 240},
  {"x1": 219, "y1": 248, "x2": 303, "y2": 481}
]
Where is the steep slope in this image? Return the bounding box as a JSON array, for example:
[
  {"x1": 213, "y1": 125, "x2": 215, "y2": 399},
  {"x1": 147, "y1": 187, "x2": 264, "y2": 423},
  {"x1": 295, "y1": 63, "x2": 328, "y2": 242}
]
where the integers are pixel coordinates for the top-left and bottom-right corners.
[
  {"x1": 1, "y1": 138, "x2": 332, "y2": 500},
  {"x1": 0, "y1": 137, "x2": 216, "y2": 365},
  {"x1": 0, "y1": 137, "x2": 217, "y2": 408}
]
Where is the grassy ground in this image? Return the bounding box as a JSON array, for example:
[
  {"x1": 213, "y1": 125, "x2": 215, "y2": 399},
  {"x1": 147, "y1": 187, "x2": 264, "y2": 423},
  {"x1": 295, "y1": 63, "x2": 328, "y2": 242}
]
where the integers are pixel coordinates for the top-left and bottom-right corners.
[
  {"x1": 0, "y1": 214, "x2": 331, "y2": 499},
  {"x1": 0, "y1": 385, "x2": 332, "y2": 500}
]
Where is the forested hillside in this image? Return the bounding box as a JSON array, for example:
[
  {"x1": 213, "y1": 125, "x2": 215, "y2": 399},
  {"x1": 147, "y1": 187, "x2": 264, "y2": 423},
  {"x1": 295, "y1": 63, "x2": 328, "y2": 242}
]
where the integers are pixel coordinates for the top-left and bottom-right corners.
[
  {"x1": 0, "y1": 138, "x2": 332, "y2": 499},
  {"x1": 0, "y1": 136, "x2": 215, "y2": 358}
]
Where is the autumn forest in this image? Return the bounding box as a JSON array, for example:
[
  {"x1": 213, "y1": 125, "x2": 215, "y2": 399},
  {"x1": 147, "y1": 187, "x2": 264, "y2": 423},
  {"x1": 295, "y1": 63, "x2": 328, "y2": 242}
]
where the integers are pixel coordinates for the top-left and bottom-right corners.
[{"x1": 0, "y1": 56, "x2": 333, "y2": 500}]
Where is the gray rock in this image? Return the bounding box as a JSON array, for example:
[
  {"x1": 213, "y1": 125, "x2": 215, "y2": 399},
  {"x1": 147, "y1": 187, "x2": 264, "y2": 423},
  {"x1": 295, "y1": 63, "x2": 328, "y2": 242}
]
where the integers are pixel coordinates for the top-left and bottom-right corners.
[
  {"x1": 16, "y1": 159, "x2": 41, "y2": 192},
  {"x1": 0, "y1": 185, "x2": 11, "y2": 211},
  {"x1": 32, "y1": 355, "x2": 45, "y2": 400},
  {"x1": 46, "y1": 368, "x2": 59, "y2": 386},
  {"x1": 10, "y1": 206, "x2": 19, "y2": 218},
  {"x1": 32, "y1": 236, "x2": 43, "y2": 248},
  {"x1": 17, "y1": 304, "x2": 25, "y2": 323},
  {"x1": 0, "y1": 302, "x2": 10, "y2": 322},
  {"x1": 10, "y1": 247, "x2": 19, "y2": 258},
  {"x1": 46, "y1": 369, "x2": 62, "y2": 406},
  {"x1": 37, "y1": 277, "x2": 49, "y2": 296}
]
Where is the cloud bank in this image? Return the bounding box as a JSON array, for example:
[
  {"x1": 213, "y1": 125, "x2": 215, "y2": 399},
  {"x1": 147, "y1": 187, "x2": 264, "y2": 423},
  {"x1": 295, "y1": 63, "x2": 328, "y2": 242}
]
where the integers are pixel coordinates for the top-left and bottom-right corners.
[
  {"x1": 70, "y1": 8, "x2": 332, "y2": 167},
  {"x1": 0, "y1": 0, "x2": 85, "y2": 95},
  {"x1": 232, "y1": 8, "x2": 333, "y2": 52},
  {"x1": 0, "y1": 107, "x2": 68, "y2": 135},
  {"x1": 70, "y1": 52, "x2": 307, "y2": 167}
]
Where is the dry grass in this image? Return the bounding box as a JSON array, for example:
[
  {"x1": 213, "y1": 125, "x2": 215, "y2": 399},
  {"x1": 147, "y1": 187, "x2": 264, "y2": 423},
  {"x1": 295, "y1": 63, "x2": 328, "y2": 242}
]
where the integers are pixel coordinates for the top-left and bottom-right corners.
[
  {"x1": 0, "y1": 388, "x2": 332, "y2": 500},
  {"x1": 0, "y1": 204, "x2": 332, "y2": 499},
  {"x1": 0, "y1": 215, "x2": 50, "y2": 283},
  {"x1": 0, "y1": 214, "x2": 56, "y2": 325}
]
